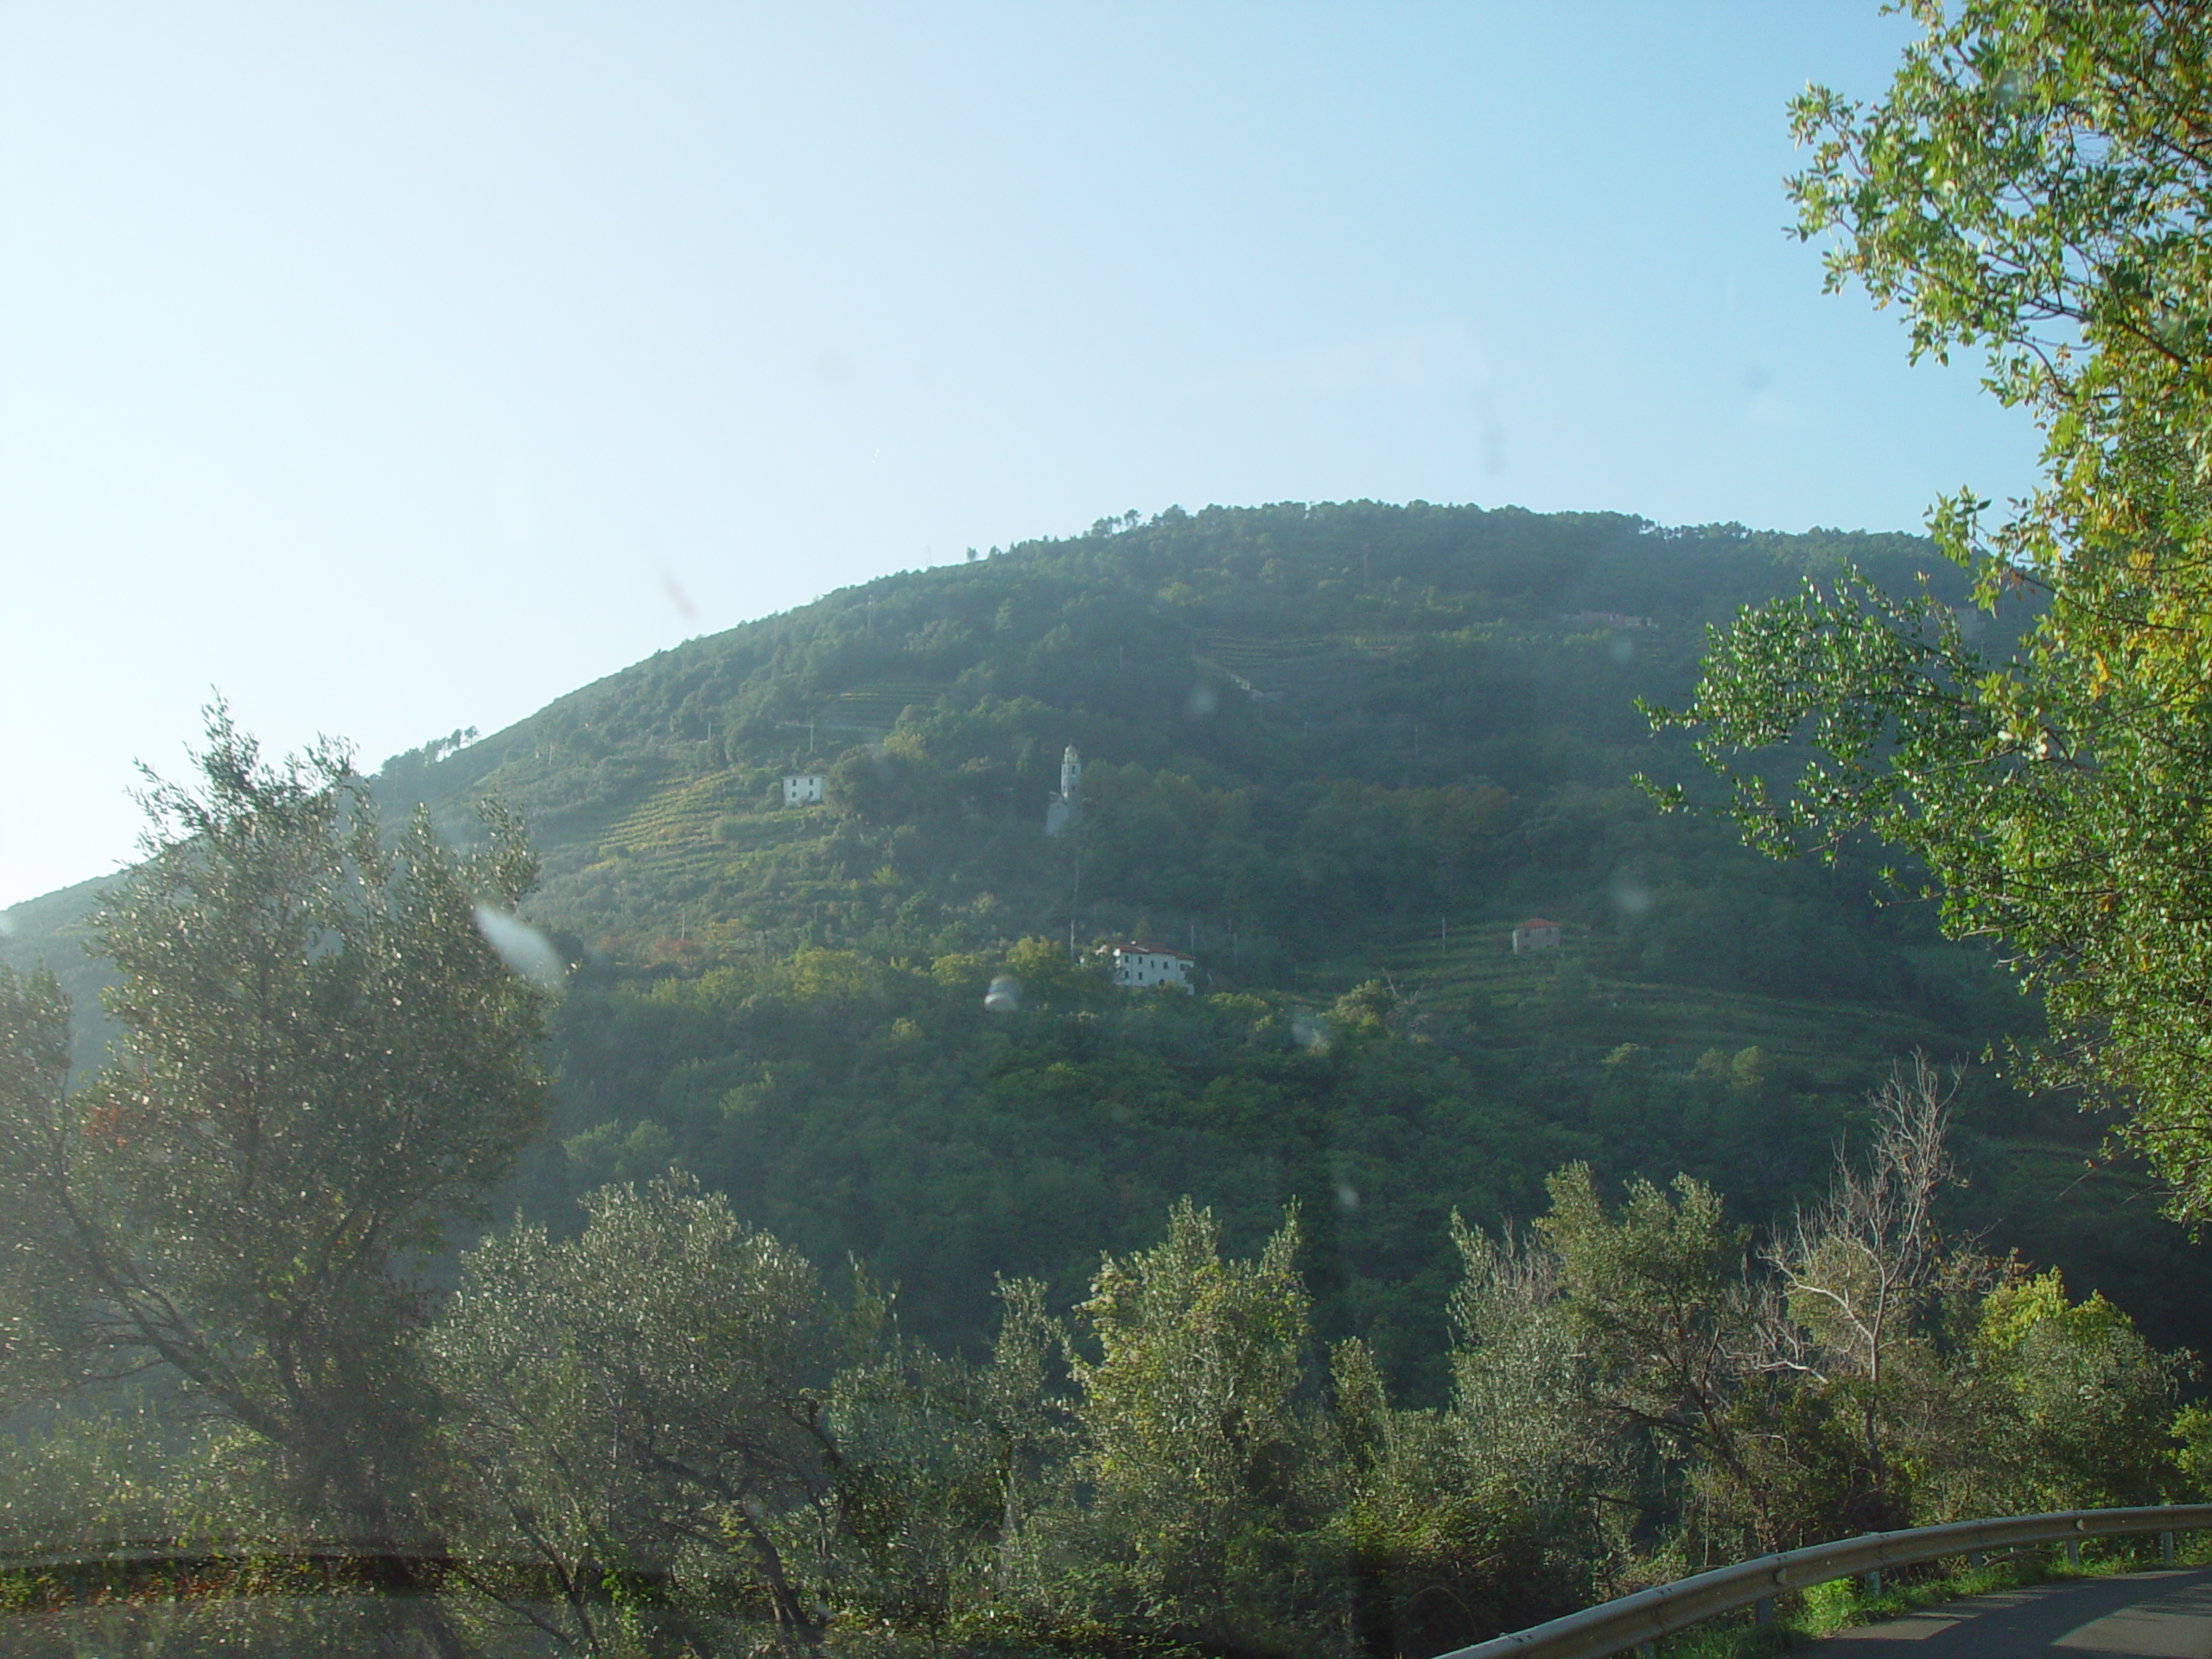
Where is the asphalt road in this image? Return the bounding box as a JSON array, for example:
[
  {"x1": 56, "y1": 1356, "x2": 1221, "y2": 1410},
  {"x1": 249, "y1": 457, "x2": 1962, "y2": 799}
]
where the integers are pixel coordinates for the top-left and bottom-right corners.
[{"x1": 1817, "y1": 1566, "x2": 2212, "y2": 1656}]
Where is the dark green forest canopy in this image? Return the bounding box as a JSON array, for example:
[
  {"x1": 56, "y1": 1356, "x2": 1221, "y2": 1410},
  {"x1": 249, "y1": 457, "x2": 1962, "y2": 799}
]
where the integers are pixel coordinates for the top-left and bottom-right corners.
[
  {"x1": 7, "y1": 501, "x2": 2196, "y2": 1395},
  {"x1": 388, "y1": 504, "x2": 1964, "y2": 970}
]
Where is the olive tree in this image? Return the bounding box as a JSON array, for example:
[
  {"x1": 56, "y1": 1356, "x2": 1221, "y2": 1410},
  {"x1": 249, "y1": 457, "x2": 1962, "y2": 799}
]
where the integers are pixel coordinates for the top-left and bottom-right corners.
[
  {"x1": 1967, "y1": 1268, "x2": 2190, "y2": 1515},
  {"x1": 823, "y1": 1274, "x2": 1071, "y2": 1643},
  {"x1": 1444, "y1": 1217, "x2": 1621, "y2": 1582},
  {"x1": 0, "y1": 964, "x2": 75, "y2": 1415},
  {"x1": 0, "y1": 706, "x2": 550, "y2": 1561},
  {"x1": 430, "y1": 1175, "x2": 836, "y2": 1654},
  {"x1": 1325, "y1": 1221, "x2": 1621, "y2": 1657},
  {"x1": 1535, "y1": 1166, "x2": 1775, "y2": 1553},
  {"x1": 1055, "y1": 1198, "x2": 1330, "y2": 1653}
]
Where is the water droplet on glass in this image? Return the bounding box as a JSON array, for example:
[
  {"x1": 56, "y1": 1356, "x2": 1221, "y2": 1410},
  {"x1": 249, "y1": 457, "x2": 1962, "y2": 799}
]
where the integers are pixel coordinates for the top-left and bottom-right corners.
[
  {"x1": 984, "y1": 975, "x2": 1021, "y2": 1013},
  {"x1": 473, "y1": 906, "x2": 567, "y2": 994},
  {"x1": 1610, "y1": 874, "x2": 1653, "y2": 917}
]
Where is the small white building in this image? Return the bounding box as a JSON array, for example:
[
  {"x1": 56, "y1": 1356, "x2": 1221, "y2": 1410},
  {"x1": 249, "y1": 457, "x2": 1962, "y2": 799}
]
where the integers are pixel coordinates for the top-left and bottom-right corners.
[
  {"x1": 1512, "y1": 917, "x2": 1562, "y2": 954},
  {"x1": 1104, "y1": 940, "x2": 1195, "y2": 991},
  {"x1": 781, "y1": 772, "x2": 826, "y2": 807}
]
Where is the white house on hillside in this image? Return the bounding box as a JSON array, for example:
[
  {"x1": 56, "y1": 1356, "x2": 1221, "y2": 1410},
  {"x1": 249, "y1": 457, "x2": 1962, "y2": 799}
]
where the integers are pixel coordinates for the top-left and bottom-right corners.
[
  {"x1": 1104, "y1": 941, "x2": 1194, "y2": 991},
  {"x1": 782, "y1": 773, "x2": 825, "y2": 806},
  {"x1": 1512, "y1": 918, "x2": 1562, "y2": 954}
]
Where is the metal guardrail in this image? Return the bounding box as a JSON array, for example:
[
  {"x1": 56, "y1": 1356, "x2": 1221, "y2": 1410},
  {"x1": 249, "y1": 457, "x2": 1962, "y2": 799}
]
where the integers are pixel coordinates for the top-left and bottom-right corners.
[{"x1": 1436, "y1": 1503, "x2": 2212, "y2": 1659}]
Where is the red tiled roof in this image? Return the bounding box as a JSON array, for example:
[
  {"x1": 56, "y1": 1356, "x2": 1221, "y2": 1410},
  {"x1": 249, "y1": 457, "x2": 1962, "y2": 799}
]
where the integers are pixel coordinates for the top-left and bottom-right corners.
[{"x1": 1516, "y1": 918, "x2": 1560, "y2": 929}]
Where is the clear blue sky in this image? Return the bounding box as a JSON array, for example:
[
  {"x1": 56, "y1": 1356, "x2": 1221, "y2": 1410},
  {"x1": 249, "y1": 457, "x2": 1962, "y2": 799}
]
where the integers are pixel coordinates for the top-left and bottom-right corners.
[{"x1": 1, "y1": 3, "x2": 2037, "y2": 909}]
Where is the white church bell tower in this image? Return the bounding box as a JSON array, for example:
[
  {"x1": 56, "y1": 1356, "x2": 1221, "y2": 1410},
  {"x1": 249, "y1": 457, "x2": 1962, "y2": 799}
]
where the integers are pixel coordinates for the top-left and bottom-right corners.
[{"x1": 1046, "y1": 744, "x2": 1082, "y2": 836}]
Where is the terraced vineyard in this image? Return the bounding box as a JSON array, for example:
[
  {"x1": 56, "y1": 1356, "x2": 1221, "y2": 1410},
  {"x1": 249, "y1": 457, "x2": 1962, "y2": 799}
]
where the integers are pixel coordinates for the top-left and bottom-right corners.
[
  {"x1": 807, "y1": 680, "x2": 950, "y2": 735},
  {"x1": 600, "y1": 772, "x2": 746, "y2": 854},
  {"x1": 1306, "y1": 912, "x2": 1978, "y2": 1087},
  {"x1": 512, "y1": 761, "x2": 846, "y2": 950}
]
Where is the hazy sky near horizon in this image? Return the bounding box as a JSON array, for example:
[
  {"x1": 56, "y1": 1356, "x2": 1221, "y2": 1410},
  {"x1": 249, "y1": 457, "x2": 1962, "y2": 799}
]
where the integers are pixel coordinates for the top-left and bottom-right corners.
[{"x1": 2, "y1": 3, "x2": 2040, "y2": 910}]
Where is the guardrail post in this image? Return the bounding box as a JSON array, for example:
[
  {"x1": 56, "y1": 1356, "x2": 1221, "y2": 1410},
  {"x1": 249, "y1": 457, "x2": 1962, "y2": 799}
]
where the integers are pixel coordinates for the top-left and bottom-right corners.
[
  {"x1": 1755, "y1": 1596, "x2": 1773, "y2": 1625},
  {"x1": 1863, "y1": 1568, "x2": 1881, "y2": 1598},
  {"x1": 1968, "y1": 1549, "x2": 1983, "y2": 1572},
  {"x1": 2065, "y1": 1541, "x2": 2080, "y2": 1568},
  {"x1": 2163, "y1": 1529, "x2": 2176, "y2": 1566}
]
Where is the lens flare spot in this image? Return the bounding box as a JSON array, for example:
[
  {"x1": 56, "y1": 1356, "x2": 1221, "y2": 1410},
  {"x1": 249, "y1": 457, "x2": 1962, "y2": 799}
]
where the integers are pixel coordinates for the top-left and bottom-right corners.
[{"x1": 474, "y1": 906, "x2": 567, "y2": 994}]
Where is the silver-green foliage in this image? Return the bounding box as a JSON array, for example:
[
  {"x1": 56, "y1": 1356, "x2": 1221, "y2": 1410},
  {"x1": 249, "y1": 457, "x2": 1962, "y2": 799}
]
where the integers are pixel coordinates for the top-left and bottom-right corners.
[
  {"x1": 0, "y1": 706, "x2": 549, "y2": 1551},
  {"x1": 1053, "y1": 1198, "x2": 1328, "y2": 1650},
  {"x1": 430, "y1": 1174, "x2": 834, "y2": 1653},
  {"x1": 1446, "y1": 1217, "x2": 1623, "y2": 1580}
]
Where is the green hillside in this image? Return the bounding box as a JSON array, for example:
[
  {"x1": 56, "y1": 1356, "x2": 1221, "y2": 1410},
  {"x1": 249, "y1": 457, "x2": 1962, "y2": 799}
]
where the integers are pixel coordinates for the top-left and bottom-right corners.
[
  {"x1": 349, "y1": 505, "x2": 1985, "y2": 995},
  {"x1": 10, "y1": 501, "x2": 2200, "y2": 1392}
]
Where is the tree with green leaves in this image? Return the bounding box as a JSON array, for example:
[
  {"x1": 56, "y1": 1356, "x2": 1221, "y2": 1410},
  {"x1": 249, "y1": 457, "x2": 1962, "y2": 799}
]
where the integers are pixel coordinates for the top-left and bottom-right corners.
[
  {"x1": 823, "y1": 1273, "x2": 1070, "y2": 1643},
  {"x1": 1058, "y1": 1198, "x2": 1329, "y2": 1653},
  {"x1": 0, "y1": 706, "x2": 550, "y2": 1570},
  {"x1": 1443, "y1": 1216, "x2": 1619, "y2": 1583},
  {"x1": 1536, "y1": 1166, "x2": 1772, "y2": 1552},
  {"x1": 435, "y1": 1179, "x2": 1067, "y2": 1656},
  {"x1": 1324, "y1": 1223, "x2": 1618, "y2": 1658},
  {"x1": 1966, "y1": 1266, "x2": 2189, "y2": 1514},
  {"x1": 431, "y1": 1174, "x2": 836, "y2": 1653},
  {"x1": 1651, "y1": 0, "x2": 2212, "y2": 1214},
  {"x1": 0, "y1": 963, "x2": 76, "y2": 1417}
]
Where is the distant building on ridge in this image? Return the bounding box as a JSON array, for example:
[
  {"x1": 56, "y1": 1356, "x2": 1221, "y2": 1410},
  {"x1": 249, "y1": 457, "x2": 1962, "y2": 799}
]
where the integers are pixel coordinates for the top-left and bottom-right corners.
[
  {"x1": 1103, "y1": 941, "x2": 1194, "y2": 991},
  {"x1": 1512, "y1": 917, "x2": 1562, "y2": 953},
  {"x1": 782, "y1": 772, "x2": 826, "y2": 806},
  {"x1": 1045, "y1": 744, "x2": 1082, "y2": 836}
]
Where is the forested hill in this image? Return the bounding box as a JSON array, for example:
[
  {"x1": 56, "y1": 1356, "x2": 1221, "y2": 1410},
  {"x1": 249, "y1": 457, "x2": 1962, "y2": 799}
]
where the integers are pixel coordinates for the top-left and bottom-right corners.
[
  {"x1": 385, "y1": 501, "x2": 1959, "y2": 979},
  {"x1": 10, "y1": 501, "x2": 2200, "y2": 1393}
]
